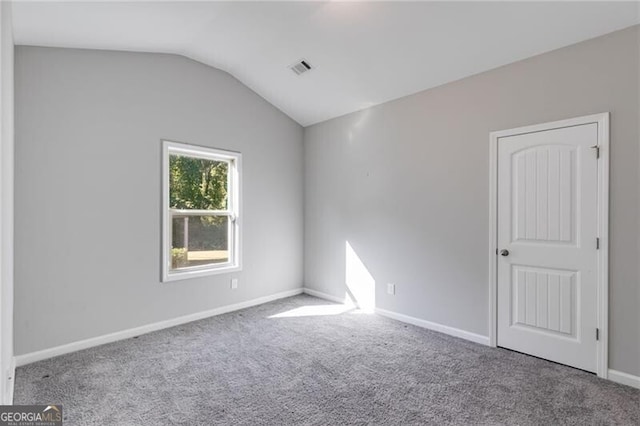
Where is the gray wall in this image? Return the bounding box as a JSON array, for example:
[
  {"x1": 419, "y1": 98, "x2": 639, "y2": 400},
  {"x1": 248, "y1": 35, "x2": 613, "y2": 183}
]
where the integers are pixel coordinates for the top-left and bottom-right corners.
[
  {"x1": 15, "y1": 46, "x2": 304, "y2": 355},
  {"x1": 304, "y1": 26, "x2": 640, "y2": 376}
]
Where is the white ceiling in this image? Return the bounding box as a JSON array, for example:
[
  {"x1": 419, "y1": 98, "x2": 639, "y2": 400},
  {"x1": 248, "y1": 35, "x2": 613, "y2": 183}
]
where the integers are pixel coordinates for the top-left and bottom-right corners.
[{"x1": 12, "y1": 1, "x2": 640, "y2": 126}]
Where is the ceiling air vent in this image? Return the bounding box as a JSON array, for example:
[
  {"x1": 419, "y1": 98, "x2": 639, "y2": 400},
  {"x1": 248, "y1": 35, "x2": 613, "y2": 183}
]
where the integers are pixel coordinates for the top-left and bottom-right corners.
[{"x1": 290, "y1": 59, "x2": 312, "y2": 76}]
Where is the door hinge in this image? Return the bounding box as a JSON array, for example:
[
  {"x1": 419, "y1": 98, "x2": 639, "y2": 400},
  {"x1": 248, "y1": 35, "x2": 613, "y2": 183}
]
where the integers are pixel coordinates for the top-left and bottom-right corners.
[
  {"x1": 591, "y1": 145, "x2": 600, "y2": 159},
  {"x1": 596, "y1": 328, "x2": 600, "y2": 341},
  {"x1": 596, "y1": 237, "x2": 600, "y2": 250}
]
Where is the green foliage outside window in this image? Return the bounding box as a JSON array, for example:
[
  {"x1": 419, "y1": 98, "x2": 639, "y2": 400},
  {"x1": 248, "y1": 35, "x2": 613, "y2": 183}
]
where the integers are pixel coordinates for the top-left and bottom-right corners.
[
  {"x1": 170, "y1": 155, "x2": 230, "y2": 254},
  {"x1": 171, "y1": 247, "x2": 188, "y2": 269},
  {"x1": 169, "y1": 155, "x2": 228, "y2": 210}
]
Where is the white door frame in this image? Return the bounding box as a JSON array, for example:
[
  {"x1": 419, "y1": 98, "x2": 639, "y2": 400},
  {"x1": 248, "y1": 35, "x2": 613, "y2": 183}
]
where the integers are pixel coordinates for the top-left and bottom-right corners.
[{"x1": 488, "y1": 113, "x2": 609, "y2": 378}]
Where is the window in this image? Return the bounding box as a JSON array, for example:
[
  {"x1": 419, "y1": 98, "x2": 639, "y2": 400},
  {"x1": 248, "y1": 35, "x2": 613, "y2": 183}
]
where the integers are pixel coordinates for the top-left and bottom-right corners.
[{"x1": 162, "y1": 141, "x2": 241, "y2": 281}]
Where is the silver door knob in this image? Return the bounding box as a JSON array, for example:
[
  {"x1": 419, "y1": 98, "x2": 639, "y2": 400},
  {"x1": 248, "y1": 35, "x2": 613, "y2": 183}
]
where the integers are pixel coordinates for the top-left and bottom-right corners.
[{"x1": 500, "y1": 249, "x2": 509, "y2": 256}]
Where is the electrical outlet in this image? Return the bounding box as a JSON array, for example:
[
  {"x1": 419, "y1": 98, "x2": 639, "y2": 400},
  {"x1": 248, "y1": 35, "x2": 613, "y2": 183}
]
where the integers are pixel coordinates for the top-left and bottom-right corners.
[
  {"x1": 387, "y1": 283, "x2": 395, "y2": 295},
  {"x1": 231, "y1": 278, "x2": 238, "y2": 290}
]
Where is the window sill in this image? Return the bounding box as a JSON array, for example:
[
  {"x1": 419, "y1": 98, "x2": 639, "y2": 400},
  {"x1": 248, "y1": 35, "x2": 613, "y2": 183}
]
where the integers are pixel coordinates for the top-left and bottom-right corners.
[{"x1": 162, "y1": 264, "x2": 241, "y2": 282}]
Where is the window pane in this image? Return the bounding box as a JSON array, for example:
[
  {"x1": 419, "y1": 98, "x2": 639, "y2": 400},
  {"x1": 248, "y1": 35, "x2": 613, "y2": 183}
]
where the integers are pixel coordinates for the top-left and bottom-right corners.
[
  {"x1": 171, "y1": 215, "x2": 229, "y2": 270},
  {"x1": 169, "y1": 154, "x2": 228, "y2": 210}
]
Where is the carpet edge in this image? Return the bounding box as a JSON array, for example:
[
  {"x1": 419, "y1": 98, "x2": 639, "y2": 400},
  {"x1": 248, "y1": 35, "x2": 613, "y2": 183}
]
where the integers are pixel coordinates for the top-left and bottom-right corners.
[
  {"x1": 608, "y1": 369, "x2": 640, "y2": 389},
  {"x1": 14, "y1": 288, "x2": 304, "y2": 367},
  {"x1": 374, "y1": 307, "x2": 491, "y2": 346}
]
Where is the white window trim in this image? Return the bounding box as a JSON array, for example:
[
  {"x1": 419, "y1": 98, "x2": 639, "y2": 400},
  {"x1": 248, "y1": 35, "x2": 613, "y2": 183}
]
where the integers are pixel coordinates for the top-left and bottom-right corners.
[{"x1": 162, "y1": 140, "x2": 242, "y2": 282}]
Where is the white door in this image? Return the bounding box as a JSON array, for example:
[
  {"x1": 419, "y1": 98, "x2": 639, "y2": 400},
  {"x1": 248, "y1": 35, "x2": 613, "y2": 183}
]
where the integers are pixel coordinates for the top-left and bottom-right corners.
[{"x1": 497, "y1": 122, "x2": 599, "y2": 372}]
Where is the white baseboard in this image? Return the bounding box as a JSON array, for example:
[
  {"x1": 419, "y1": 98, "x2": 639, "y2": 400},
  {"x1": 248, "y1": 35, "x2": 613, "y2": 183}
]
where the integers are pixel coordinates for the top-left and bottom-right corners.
[
  {"x1": 376, "y1": 307, "x2": 639, "y2": 389},
  {"x1": 303, "y1": 288, "x2": 355, "y2": 305},
  {"x1": 15, "y1": 288, "x2": 303, "y2": 367},
  {"x1": 303, "y1": 288, "x2": 489, "y2": 346},
  {"x1": 608, "y1": 369, "x2": 640, "y2": 389},
  {"x1": 375, "y1": 307, "x2": 490, "y2": 346},
  {"x1": 14, "y1": 286, "x2": 635, "y2": 391}
]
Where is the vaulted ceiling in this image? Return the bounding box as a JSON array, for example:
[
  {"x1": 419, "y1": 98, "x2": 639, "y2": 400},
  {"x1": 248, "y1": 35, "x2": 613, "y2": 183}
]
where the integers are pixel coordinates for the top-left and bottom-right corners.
[{"x1": 12, "y1": 1, "x2": 640, "y2": 126}]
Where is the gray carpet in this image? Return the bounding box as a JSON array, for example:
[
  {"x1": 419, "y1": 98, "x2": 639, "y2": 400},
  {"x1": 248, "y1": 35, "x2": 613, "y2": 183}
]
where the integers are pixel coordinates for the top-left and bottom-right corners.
[{"x1": 14, "y1": 295, "x2": 640, "y2": 425}]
